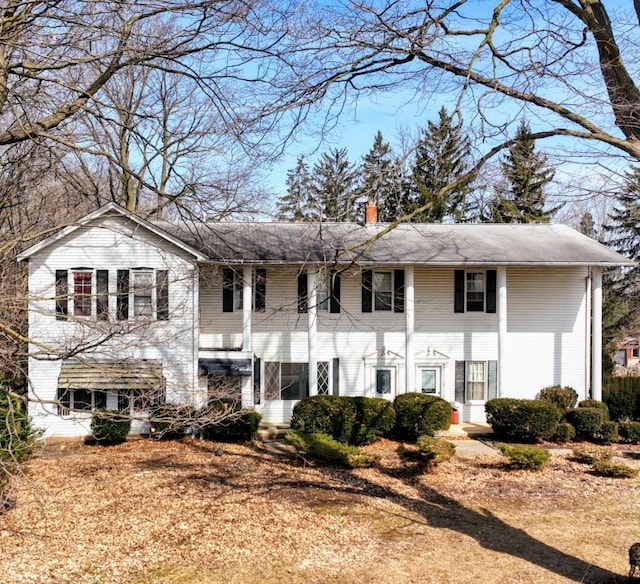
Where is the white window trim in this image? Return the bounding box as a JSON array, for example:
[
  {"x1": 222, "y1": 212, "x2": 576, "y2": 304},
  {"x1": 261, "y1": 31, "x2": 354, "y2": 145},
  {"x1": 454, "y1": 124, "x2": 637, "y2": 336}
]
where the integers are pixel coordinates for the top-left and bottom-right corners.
[
  {"x1": 466, "y1": 360, "x2": 487, "y2": 401},
  {"x1": 465, "y1": 271, "x2": 485, "y2": 312}
]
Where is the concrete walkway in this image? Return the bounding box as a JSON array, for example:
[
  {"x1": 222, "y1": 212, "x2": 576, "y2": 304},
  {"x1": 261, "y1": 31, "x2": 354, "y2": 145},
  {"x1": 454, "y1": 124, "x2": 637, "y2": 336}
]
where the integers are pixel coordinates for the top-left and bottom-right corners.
[{"x1": 436, "y1": 423, "x2": 497, "y2": 456}]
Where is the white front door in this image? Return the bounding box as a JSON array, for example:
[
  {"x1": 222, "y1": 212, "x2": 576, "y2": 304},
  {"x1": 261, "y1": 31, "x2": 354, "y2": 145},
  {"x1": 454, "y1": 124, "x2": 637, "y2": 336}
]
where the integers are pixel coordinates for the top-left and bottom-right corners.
[{"x1": 418, "y1": 367, "x2": 441, "y2": 396}]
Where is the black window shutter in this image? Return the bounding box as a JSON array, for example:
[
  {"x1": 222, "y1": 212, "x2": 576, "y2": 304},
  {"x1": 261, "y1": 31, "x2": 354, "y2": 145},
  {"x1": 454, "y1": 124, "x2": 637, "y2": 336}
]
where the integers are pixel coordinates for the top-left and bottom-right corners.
[
  {"x1": 57, "y1": 388, "x2": 70, "y2": 413},
  {"x1": 255, "y1": 268, "x2": 266, "y2": 312},
  {"x1": 332, "y1": 358, "x2": 340, "y2": 396},
  {"x1": 55, "y1": 270, "x2": 68, "y2": 319},
  {"x1": 156, "y1": 270, "x2": 169, "y2": 320},
  {"x1": 487, "y1": 360, "x2": 498, "y2": 400},
  {"x1": 116, "y1": 270, "x2": 129, "y2": 321},
  {"x1": 96, "y1": 270, "x2": 109, "y2": 320},
  {"x1": 330, "y1": 270, "x2": 341, "y2": 314},
  {"x1": 253, "y1": 357, "x2": 261, "y2": 405},
  {"x1": 222, "y1": 268, "x2": 234, "y2": 313},
  {"x1": 362, "y1": 269, "x2": 373, "y2": 313},
  {"x1": 455, "y1": 360, "x2": 466, "y2": 403},
  {"x1": 454, "y1": 270, "x2": 465, "y2": 313},
  {"x1": 393, "y1": 269, "x2": 405, "y2": 313},
  {"x1": 297, "y1": 272, "x2": 308, "y2": 313},
  {"x1": 486, "y1": 269, "x2": 497, "y2": 314}
]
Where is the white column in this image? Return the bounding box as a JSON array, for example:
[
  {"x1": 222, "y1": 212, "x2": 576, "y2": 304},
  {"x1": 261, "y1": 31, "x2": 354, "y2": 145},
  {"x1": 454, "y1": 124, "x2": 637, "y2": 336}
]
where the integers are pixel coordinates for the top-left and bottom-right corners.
[
  {"x1": 307, "y1": 269, "x2": 318, "y2": 396},
  {"x1": 242, "y1": 266, "x2": 252, "y2": 351},
  {"x1": 591, "y1": 267, "x2": 603, "y2": 401},
  {"x1": 405, "y1": 267, "x2": 415, "y2": 394},
  {"x1": 497, "y1": 267, "x2": 507, "y2": 398}
]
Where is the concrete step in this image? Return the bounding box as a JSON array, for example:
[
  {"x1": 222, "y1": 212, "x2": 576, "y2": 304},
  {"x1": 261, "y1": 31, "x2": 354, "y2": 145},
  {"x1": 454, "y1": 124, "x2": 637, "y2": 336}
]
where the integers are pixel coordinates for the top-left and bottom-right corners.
[{"x1": 257, "y1": 422, "x2": 291, "y2": 441}]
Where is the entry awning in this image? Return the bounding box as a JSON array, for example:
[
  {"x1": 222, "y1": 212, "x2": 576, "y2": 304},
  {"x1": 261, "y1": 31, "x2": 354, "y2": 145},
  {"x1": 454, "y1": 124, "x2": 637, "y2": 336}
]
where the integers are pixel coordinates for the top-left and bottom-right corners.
[
  {"x1": 199, "y1": 358, "x2": 252, "y2": 377},
  {"x1": 58, "y1": 359, "x2": 163, "y2": 391}
]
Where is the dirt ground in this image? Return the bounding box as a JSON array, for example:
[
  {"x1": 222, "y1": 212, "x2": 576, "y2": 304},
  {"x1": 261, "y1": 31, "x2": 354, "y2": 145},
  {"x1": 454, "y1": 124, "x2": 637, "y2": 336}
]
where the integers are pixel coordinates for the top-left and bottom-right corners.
[{"x1": 1, "y1": 437, "x2": 639, "y2": 584}]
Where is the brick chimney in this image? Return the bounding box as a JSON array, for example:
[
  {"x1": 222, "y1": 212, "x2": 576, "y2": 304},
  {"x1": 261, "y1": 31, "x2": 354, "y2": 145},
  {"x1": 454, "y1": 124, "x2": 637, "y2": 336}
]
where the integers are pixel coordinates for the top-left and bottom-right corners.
[{"x1": 365, "y1": 199, "x2": 378, "y2": 225}]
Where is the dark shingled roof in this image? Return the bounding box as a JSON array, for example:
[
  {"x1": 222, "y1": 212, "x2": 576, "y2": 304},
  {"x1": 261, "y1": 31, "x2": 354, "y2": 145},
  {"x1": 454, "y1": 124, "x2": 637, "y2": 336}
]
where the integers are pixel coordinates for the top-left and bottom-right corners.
[{"x1": 153, "y1": 221, "x2": 632, "y2": 267}]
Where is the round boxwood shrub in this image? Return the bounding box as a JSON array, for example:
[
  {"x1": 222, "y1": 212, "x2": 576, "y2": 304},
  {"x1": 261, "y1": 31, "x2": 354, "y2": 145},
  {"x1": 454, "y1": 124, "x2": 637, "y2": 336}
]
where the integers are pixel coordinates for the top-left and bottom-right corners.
[
  {"x1": 393, "y1": 393, "x2": 452, "y2": 441},
  {"x1": 291, "y1": 395, "x2": 395, "y2": 446},
  {"x1": 91, "y1": 410, "x2": 131, "y2": 444},
  {"x1": 485, "y1": 398, "x2": 562, "y2": 442},
  {"x1": 578, "y1": 399, "x2": 609, "y2": 420},
  {"x1": 594, "y1": 420, "x2": 619, "y2": 444},
  {"x1": 538, "y1": 386, "x2": 578, "y2": 412},
  {"x1": 619, "y1": 421, "x2": 640, "y2": 444},
  {"x1": 551, "y1": 422, "x2": 576, "y2": 443},
  {"x1": 201, "y1": 409, "x2": 262, "y2": 442},
  {"x1": 566, "y1": 407, "x2": 605, "y2": 439}
]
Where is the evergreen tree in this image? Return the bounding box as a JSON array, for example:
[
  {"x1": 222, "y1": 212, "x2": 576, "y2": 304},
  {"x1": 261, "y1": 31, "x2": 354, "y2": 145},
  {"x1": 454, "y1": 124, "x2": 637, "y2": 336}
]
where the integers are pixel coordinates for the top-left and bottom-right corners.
[
  {"x1": 310, "y1": 147, "x2": 359, "y2": 221},
  {"x1": 405, "y1": 107, "x2": 476, "y2": 223},
  {"x1": 276, "y1": 155, "x2": 313, "y2": 221},
  {"x1": 487, "y1": 120, "x2": 557, "y2": 223},
  {"x1": 578, "y1": 211, "x2": 597, "y2": 239}
]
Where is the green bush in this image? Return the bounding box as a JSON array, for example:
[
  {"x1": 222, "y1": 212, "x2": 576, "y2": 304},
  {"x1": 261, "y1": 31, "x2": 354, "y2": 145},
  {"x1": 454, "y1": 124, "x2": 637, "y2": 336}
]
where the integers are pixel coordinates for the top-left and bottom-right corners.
[
  {"x1": 578, "y1": 399, "x2": 609, "y2": 420},
  {"x1": 497, "y1": 443, "x2": 551, "y2": 470},
  {"x1": 572, "y1": 446, "x2": 612, "y2": 464},
  {"x1": 592, "y1": 459, "x2": 638, "y2": 479},
  {"x1": 285, "y1": 431, "x2": 380, "y2": 468},
  {"x1": 538, "y1": 386, "x2": 578, "y2": 412},
  {"x1": 551, "y1": 422, "x2": 576, "y2": 443},
  {"x1": 149, "y1": 404, "x2": 197, "y2": 439},
  {"x1": 415, "y1": 436, "x2": 456, "y2": 470},
  {"x1": 393, "y1": 393, "x2": 452, "y2": 441},
  {"x1": 290, "y1": 395, "x2": 395, "y2": 445},
  {"x1": 0, "y1": 393, "x2": 37, "y2": 463},
  {"x1": 485, "y1": 398, "x2": 562, "y2": 442},
  {"x1": 619, "y1": 421, "x2": 640, "y2": 444},
  {"x1": 603, "y1": 377, "x2": 640, "y2": 421},
  {"x1": 594, "y1": 421, "x2": 619, "y2": 444},
  {"x1": 90, "y1": 410, "x2": 131, "y2": 444},
  {"x1": 566, "y1": 407, "x2": 605, "y2": 439},
  {"x1": 201, "y1": 410, "x2": 262, "y2": 442}
]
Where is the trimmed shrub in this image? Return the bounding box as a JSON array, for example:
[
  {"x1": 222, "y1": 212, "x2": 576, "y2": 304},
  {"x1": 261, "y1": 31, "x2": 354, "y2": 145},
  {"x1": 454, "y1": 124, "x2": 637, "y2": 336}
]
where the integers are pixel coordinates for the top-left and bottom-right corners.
[
  {"x1": 592, "y1": 459, "x2": 638, "y2": 479},
  {"x1": 551, "y1": 422, "x2": 576, "y2": 443},
  {"x1": 619, "y1": 421, "x2": 640, "y2": 444},
  {"x1": 201, "y1": 410, "x2": 262, "y2": 442},
  {"x1": 497, "y1": 443, "x2": 551, "y2": 470},
  {"x1": 393, "y1": 393, "x2": 452, "y2": 441},
  {"x1": 290, "y1": 395, "x2": 395, "y2": 445},
  {"x1": 0, "y1": 393, "x2": 37, "y2": 463},
  {"x1": 593, "y1": 421, "x2": 619, "y2": 444},
  {"x1": 538, "y1": 386, "x2": 578, "y2": 412},
  {"x1": 572, "y1": 446, "x2": 612, "y2": 464},
  {"x1": 566, "y1": 407, "x2": 605, "y2": 439},
  {"x1": 285, "y1": 431, "x2": 380, "y2": 468},
  {"x1": 578, "y1": 399, "x2": 609, "y2": 420},
  {"x1": 150, "y1": 404, "x2": 197, "y2": 439},
  {"x1": 485, "y1": 398, "x2": 562, "y2": 442},
  {"x1": 603, "y1": 377, "x2": 640, "y2": 421},
  {"x1": 90, "y1": 410, "x2": 131, "y2": 444}
]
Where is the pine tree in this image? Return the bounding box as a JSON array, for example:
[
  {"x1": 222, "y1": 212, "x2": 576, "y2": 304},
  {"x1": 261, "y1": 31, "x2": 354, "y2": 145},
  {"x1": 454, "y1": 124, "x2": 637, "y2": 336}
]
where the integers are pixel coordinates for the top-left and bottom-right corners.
[
  {"x1": 406, "y1": 107, "x2": 476, "y2": 223},
  {"x1": 356, "y1": 131, "x2": 403, "y2": 222},
  {"x1": 310, "y1": 148, "x2": 359, "y2": 221},
  {"x1": 276, "y1": 156, "x2": 313, "y2": 221},
  {"x1": 487, "y1": 120, "x2": 557, "y2": 223}
]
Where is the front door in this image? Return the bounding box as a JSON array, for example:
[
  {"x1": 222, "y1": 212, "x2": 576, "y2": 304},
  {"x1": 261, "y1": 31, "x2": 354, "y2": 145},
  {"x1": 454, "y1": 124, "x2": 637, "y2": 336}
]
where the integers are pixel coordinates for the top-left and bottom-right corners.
[{"x1": 375, "y1": 367, "x2": 395, "y2": 401}]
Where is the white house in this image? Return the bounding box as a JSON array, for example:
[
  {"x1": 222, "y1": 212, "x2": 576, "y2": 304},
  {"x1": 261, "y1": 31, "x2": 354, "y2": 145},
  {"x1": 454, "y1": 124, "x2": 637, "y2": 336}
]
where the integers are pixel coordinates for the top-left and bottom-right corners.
[{"x1": 17, "y1": 202, "x2": 632, "y2": 437}]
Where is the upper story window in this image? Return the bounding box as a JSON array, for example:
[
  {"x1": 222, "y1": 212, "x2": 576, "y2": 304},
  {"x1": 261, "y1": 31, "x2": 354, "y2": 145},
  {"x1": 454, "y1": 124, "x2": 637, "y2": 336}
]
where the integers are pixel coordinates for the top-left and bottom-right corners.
[
  {"x1": 454, "y1": 269, "x2": 496, "y2": 314},
  {"x1": 297, "y1": 270, "x2": 341, "y2": 314},
  {"x1": 54, "y1": 268, "x2": 169, "y2": 321},
  {"x1": 222, "y1": 268, "x2": 266, "y2": 313},
  {"x1": 361, "y1": 269, "x2": 404, "y2": 313}
]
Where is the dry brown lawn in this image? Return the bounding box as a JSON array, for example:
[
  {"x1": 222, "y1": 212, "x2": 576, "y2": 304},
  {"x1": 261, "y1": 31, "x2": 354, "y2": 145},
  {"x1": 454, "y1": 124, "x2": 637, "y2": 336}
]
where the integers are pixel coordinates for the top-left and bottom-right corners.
[{"x1": 1, "y1": 437, "x2": 639, "y2": 584}]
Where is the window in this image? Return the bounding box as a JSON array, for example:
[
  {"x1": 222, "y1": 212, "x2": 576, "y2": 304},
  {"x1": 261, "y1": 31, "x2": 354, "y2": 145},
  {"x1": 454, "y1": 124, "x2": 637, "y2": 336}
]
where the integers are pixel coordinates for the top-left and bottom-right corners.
[
  {"x1": 297, "y1": 270, "x2": 341, "y2": 314},
  {"x1": 56, "y1": 268, "x2": 168, "y2": 320},
  {"x1": 362, "y1": 269, "x2": 404, "y2": 313},
  {"x1": 454, "y1": 270, "x2": 496, "y2": 313},
  {"x1": 57, "y1": 388, "x2": 107, "y2": 416},
  {"x1": 455, "y1": 360, "x2": 497, "y2": 402},
  {"x1": 317, "y1": 361, "x2": 330, "y2": 394},
  {"x1": 264, "y1": 362, "x2": 309, "y2": 400},
  {"x1": 421, "y1": 369, "x2": 437, "y2": 394},
  {"x1": 222, "y1": 268, "x2": 266, "y2": 312},
  {"x1": 72, "y1": 270, "x2": 92, "y2": 316}
]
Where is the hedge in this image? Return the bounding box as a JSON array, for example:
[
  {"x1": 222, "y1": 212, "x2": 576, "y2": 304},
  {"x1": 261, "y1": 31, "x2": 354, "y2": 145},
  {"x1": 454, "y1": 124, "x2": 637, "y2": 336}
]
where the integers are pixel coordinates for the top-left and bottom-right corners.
[
  {"x1": 393, "y1": 393, "x2": 452, "y2": 441},
  {"x1": 290, "y1": 395, "x2": 395, "y2": 445},
  {"x1": 201, "y1": 410, "x2": 262, "y2": 442},
  {"x1": 603, "y1": 377, "x2": 640, "y2": 421},
  {"x1": 90, "y1": 410, "x2": 131, "y2": 444},
  {"x1": 566, "y1": 407, "x2": 606, "y2": 439},
  {"x1": 485, "y1": 398, "x2": 562, "y2": 442}
]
